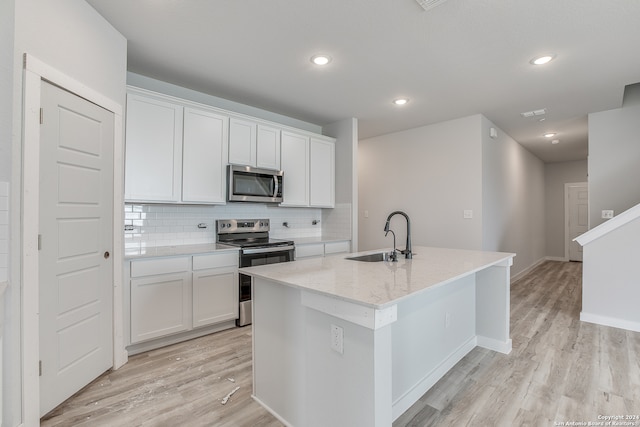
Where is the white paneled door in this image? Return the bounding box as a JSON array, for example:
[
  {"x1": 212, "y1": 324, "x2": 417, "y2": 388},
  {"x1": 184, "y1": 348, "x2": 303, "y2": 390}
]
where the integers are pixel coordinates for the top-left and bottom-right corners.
[
  {"x1": 567, "y1": 183, "x2": 588, "y2": 262},
  {"x1": 39, "y1": 81, "x2": 114, "y2": 416}
]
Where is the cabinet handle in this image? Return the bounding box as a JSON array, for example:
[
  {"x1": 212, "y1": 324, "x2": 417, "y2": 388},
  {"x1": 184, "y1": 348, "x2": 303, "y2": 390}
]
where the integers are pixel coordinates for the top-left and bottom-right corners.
[{"x1": 104, "y1": 251, "x2": 110, "y2": 259}]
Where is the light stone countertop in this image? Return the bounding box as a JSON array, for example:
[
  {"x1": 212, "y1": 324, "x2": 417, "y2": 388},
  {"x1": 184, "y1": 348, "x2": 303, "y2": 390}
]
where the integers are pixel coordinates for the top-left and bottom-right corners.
[
  {"x1": 124, "y1": 243, "x2": 238, "y2": 260},
  {"x1": 241, "y1": 246, "x2": 515, "y2": 309}
]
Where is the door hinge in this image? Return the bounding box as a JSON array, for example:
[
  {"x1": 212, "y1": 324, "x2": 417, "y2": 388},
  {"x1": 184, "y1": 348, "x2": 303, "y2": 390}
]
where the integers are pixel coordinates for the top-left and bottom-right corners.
[
  {"x1": 39, "y1": 360, "x2": 42, "y2": 376},
  {"x1": 39, "y1": 108, "x2": 43, "y2": 124},
  {"x1": 38, "y1": 234, "x2": 42, "y2": 250}
]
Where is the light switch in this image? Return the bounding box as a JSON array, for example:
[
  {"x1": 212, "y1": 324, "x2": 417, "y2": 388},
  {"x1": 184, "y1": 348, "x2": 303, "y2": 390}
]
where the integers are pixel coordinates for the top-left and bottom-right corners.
[
  {"x1": 463, "y1": 210, "x2": 473, "y2": 219},
  {"x1": 364, "y1": 210, "x2": 369, "y2": 218}
]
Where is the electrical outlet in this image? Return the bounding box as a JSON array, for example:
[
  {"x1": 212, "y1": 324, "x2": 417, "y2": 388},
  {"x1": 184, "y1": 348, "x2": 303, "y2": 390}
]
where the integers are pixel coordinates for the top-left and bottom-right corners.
[
  {"x1": 601, "y1": 210, "x2": 614, "y2": 219},
  {"x1": 463, "y1": 210, "x2": 473, "y2": 219},
  {"x1": 331, "y1": 324, "x2": 344, "y2": 354}
]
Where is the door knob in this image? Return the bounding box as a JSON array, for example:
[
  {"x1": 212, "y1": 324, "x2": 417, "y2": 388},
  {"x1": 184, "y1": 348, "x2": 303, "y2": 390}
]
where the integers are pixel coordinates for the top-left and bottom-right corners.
[{"x1": 104, "y1": 251, "x2": 110, "y2": 259}]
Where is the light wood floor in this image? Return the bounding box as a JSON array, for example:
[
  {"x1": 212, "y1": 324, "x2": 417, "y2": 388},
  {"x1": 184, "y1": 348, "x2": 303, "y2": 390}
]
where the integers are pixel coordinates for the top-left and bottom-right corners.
[{"x1": 42, "y1": 261, "x2": 640, "y2": 426}]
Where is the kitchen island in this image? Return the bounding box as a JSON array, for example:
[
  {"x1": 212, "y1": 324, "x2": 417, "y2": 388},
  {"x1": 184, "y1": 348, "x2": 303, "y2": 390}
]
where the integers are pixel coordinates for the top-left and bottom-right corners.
[{"x1": 241, "y1": 246, "x2": 515, "y2": 427}]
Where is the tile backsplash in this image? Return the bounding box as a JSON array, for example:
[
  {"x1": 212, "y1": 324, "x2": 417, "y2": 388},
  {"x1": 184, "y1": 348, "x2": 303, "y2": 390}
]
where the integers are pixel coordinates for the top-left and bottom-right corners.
[
  {"x1": 0, "y1": 182, "x2": 8, "y2": 282},
  {"x1": 124, "y1": 203, "x2": 350, "y2": 249}
]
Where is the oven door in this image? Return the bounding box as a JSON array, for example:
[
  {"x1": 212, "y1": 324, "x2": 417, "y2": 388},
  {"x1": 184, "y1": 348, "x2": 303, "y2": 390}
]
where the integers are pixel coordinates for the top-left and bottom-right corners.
[
  {"x1": 239, "y1": 245, "x2": 295, "y2": 268},
  {"x1": 237, "y1": 245, "x2": 294, "y2": 327}
]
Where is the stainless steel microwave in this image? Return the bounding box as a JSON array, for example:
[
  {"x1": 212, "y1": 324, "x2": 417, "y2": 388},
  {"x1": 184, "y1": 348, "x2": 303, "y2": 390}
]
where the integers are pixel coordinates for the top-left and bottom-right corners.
[{"x1": 227, "y1": 165, "x2": 284, "y2": 203}]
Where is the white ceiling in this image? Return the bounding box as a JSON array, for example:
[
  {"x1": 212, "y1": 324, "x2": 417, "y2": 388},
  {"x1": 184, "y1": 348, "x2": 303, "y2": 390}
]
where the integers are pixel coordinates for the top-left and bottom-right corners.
[{"x1": 86, "y1": 0, "x2": 640, "y2": 163}]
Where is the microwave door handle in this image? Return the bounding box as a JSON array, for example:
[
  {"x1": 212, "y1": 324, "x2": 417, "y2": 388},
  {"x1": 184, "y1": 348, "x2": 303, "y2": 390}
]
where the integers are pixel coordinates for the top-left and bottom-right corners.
[{"x1": 273, "y1": 176, "x2": 279, "y2": 197}]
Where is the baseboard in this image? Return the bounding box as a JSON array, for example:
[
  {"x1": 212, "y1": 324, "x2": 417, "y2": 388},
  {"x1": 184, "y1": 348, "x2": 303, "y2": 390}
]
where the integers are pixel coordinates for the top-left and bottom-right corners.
[
  {"x1": 511, "y1": 257, "x2": 546, "y2": 283},
  {"x1": 391, "y1": 336, "x2": 477, "y2": 421},
  {"x1": 477, "y1": 336, "x2": 512, "y2": 354},
  {"x1": 545, "y1": 256, "x2": 567, "y2": 262},
  {"x1": 252, "y1": 395, "x2": 294, "y2": 427},
  {"x1": 580, "y1": 312, "x2": 640, "y2": 333},
  {"x1": 126, "y1": 320, "x2": 237, "y2": 355}
]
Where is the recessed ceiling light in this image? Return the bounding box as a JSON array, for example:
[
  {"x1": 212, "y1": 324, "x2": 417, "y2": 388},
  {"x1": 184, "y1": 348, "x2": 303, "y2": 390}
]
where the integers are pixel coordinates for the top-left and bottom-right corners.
[
  {"x1": 544, "y1": 132, "x2": 556, "y2": 138},
  {"x1": 393, "y1": 98, "x2": 409, "y2": 106},
  {"x1": 551, "y1": 139, "x2": 560, "y2": 145},
  {"x1": 530, "y1": 54, "x2": 557, "y2": 65},
  {"x1": 311, "y1": 55, "x2": 331, "y2": 66}
]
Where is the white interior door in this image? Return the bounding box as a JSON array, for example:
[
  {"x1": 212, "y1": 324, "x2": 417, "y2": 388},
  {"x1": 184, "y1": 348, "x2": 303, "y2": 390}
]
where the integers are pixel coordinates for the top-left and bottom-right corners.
[
  {"x1": 567, "y1": 183, "x2": 588, "y2": 261},
  {"x1": 39, "y1": 81, "x2": 114, "y2": 416}
]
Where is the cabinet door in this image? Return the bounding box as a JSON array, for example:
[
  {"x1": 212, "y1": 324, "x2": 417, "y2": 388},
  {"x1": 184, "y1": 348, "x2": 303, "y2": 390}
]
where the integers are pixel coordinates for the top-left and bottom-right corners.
[
  {"x1": 310, "y1": 138, "x2": 335, "y2": 207},
  {"x1": 256, "y1": 124, "x2": 281, "y2": 170},
  {"x1": 280, "y1": 131, "x2": 309, "y2": 206},
  {"x1": 324, "y1": 241, "x2": 351, "y2": 255},
  {"x1": 228, "y1": 117, "x2": 257, "y2": 167},
  {"x1": 125, "y1": 93, "x2": 183, "y2": 202},
  {"x1": 192, "y1": 267, "x2": 238, "y2": 328},
  {"x1": 130, "y1": 272, "x2": 191, "y2": 343},
  {"x1": 182, "y1": 107, "x2": 229, "y2": 203},
  {"x1": 295, "y1": 243, "x2": 325, "y2": 259}
]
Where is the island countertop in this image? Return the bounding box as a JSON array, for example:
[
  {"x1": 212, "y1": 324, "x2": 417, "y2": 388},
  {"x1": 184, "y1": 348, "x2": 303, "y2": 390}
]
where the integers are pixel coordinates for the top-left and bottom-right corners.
[{"x1": 240, "y1": 246, "x2": 515, "y2": 309}]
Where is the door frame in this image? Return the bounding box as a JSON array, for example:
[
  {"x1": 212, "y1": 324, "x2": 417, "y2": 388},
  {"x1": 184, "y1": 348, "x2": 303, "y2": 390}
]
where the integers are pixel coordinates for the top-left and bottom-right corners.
[
  {"x1": 21, "y1": 53, "x2": 126, "y2": 425},
  {"x1": 564, "y1": 182, "x2": 588, "y2": 261}
]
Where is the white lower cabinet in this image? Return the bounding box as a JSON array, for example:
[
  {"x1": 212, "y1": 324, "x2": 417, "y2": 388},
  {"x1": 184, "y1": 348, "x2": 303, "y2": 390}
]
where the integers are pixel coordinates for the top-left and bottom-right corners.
[
  {"x1": 324, "y1": 240, "x2": 351, "y2": 255},
  {"x1": 127, "y1": 251, "x2": 238, "y2": 348},
  {"x1": 295, "y1": 240, "x2": 351, "y2": 260},
  {"x1": 130, "y1": 271, "x2": 191, "y2": 344},
  {"x1": 192, "y1": 252, "x2": 238, "y2": 328},
  {"x1": 295, "y1": 243, "x2": 325, "y2": 259}
]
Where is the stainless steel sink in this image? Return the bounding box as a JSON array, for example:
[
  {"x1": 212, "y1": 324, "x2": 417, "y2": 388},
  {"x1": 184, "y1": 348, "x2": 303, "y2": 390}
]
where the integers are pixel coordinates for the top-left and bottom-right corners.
[{"x1": 345, "y1": 252, "x2": 394, "y2": 262}]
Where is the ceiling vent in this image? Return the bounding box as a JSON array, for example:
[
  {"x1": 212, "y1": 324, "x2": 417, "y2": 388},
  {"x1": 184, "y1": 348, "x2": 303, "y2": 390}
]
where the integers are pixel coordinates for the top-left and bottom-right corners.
[
  {"x1": 520, "y1": 108, "x2": 546, "y2": 118},
  {"x1": 415, "y1": 0, "x2": 450, "y2": 11}
]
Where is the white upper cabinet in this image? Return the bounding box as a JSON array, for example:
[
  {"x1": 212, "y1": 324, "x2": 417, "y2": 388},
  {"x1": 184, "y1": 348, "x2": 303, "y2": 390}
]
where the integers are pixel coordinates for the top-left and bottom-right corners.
[
  {"x1": 125, "y1": 88, "x2": 228, "y2": 204},
  {"x1": 228, "y1": 117, "x2": 257, "y2": 167},
  {"x1": 125, "y1": 86, "x2": 334, "y2": 208},
  {"x1": 125, "y1": 93, "x2": 183, "y2": 202},
  {"x1": 310, "y1": 137, "x2": 335, "y2": 208},
  {"x1": 229, "y1": 118, "x2": 281, "y2": 170},
  {"x1": 280, "y1": 131, "x2": 335, "y2": 208},
  {"x1": 256, "y1": 124, "x2": 281, "y2": 170},
  {"x1": 280, "y1": 131, "x2": 310, "y2": 207},
  {"x1": 182, "y1": 108, "x2": 228, "y2": 204}
]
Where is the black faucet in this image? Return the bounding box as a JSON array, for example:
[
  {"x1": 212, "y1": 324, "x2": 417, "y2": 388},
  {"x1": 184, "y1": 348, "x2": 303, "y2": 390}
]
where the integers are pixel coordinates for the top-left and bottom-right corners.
[{"x1": 383, "y1": 211, "x2": 412, "y2": 259}]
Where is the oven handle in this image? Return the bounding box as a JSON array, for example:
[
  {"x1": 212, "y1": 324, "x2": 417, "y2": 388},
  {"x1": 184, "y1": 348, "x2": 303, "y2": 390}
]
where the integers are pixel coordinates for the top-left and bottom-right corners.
[{"x1": 242, "y1": 245, "x2": 295, "y2": 255}]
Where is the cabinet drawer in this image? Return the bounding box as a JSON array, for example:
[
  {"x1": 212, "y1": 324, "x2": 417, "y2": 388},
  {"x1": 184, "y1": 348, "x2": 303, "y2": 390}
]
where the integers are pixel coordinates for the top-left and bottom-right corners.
[
  {"x1": 295, "y1": 244, "x2": 324, "y2": 259},
  {"x1": 193, "y1": 252, "x2": 238, "y2": 270},
  {"x1": 324, "y1": 241, "x2": 351, "y2": 255},
  {"x1": 131, "y1": 256, "x2": 190, "y2": 278}
]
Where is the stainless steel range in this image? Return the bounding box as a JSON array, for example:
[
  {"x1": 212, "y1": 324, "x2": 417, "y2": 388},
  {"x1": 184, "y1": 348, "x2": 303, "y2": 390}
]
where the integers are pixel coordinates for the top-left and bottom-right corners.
[{"x1": 217, "y1": 219, "x2": 295, "y2": 326}]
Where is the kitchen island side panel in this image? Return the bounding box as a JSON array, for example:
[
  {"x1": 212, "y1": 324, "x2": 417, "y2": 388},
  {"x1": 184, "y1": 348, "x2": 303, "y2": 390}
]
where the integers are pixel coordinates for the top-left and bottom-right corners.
[
  {"x1": 252, "y1": 277, "x2": 393, "y2": 427},
  {"x1": 391, "y1": 274, "x2": 476, "y2": 413},
  {"x1": 252, "y1": 278, "x2": 306, "y2": 426},
  {"x1": 475, "y1": 263, "x2": 512, "y2": 353}
]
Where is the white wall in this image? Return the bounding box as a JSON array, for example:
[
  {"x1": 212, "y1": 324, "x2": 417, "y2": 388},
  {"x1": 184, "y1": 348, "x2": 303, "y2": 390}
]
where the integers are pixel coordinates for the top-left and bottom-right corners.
[
  {"x1": 358, "y1": 115, "x2": 483, "y2": 253},
  {"x1": 544, "y1": 160, "x2": 588, "y2": 258},
  {"x1": 359, "y1": 114, "x2": 546, "y2": 278},
  {"x1": 0, "y1": 0, "x2": 14, "y2": 182},
  {"x1": 481, "y1": 116, "x2": 546, "y2": 277},
  {"x1": 588, "y1": 83, "x2": 640, "y2": 228},
  {"x1": 7, "y1": 1, "x2": 126, "y2": 425}
]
